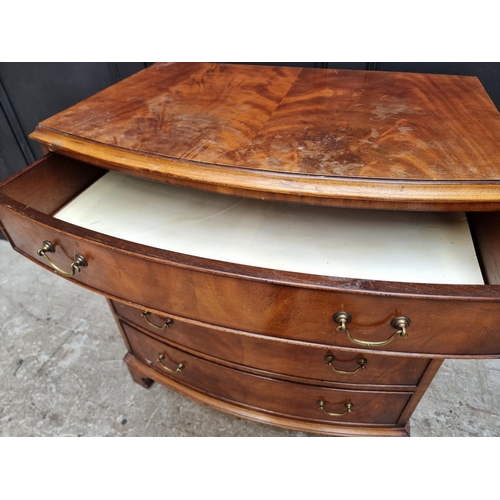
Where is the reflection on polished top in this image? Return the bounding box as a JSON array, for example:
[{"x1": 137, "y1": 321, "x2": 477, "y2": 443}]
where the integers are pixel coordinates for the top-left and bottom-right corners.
[{"x1": 31, "y1": 63, "x2": 500, "y2": 210}]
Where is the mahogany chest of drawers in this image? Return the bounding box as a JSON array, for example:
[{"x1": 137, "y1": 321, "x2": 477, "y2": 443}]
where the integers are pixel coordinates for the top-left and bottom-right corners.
[{"x1": 2, "y1": 63, "x2": 500, "y2": 436}]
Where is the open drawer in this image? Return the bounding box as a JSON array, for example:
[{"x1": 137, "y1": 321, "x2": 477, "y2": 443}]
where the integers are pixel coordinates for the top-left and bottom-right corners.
[{"x1": 2, "y1": 154, "x2": 500, "y2": 357}]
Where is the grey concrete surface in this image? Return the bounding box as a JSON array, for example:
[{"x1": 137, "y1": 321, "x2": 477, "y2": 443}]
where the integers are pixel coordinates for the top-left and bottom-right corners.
[{"x1": 1, "y1": 239, "x2": 500, "y2": 437}]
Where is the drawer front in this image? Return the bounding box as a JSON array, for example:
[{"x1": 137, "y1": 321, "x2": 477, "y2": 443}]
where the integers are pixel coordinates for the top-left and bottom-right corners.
[
  {"x1": 2, "y1": 183, "x2": 500, "y2": 357},
  {"x1": 122, "y1": 323, "x2": 412, "y2": 425},
  {"x1": 0, "y1": 206, "x2": 500, "y2": 356},
  {"x1": 112, "y1": 300, "x2": 429, "y2": 387}
]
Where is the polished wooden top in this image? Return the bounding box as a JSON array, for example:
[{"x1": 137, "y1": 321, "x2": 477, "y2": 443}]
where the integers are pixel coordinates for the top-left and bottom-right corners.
[{"x1": 31, "y1": 63, "x2": 500, "y2": 210}]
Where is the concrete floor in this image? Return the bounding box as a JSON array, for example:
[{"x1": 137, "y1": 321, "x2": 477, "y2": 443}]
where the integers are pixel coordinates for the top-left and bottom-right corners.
[{"x1": 1, "y1": 238, "x2": 500, "y2": 437}]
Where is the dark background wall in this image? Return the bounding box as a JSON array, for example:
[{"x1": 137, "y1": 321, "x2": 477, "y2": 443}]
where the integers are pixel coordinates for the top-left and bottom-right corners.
[{"x1": 1, "y1": 62, "x2": 499, "y2": 233}]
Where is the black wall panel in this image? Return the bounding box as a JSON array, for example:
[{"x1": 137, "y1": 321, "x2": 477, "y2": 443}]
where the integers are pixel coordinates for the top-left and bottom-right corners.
[
  {"x1": 236, "y1": 62, "x2": 368, "y2": 70},
  {"x1": 232, "y1": 62, "x2": 319, "y2": 67},
  {"x1": 0, "y1": 105, "x2": 26, "y2": 179},
  {"x1": 326, "y1": 62, "x2": 369, "y2": 70}
]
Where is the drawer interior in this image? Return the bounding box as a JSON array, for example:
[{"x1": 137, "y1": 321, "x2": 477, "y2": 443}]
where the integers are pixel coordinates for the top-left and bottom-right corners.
[
  {"x1": 54, "y1": 170, "x2": 484, "y2": 286},
  {"x1": 0, "y1": 154, "x2": 488, "y2": 286},
  {"x1": 0, "y1": 154, "x2": 104, "y2": 215}
]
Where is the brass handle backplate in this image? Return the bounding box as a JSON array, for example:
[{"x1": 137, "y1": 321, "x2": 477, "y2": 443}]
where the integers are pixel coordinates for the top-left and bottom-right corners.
[
  {"x1": 333, "y1": 311, "x2": 411, "y2": 348},
  {"x1": 37, "y1": 240, "x2": 87, "y2": 277},
  {"x1": 324, "y1": 354, "x2": 367, "y2": 374},
  {"x1": 157, "y1": 353, "x2": 184, "y2": 373},
  {"x1": 141, "y1": 311, "x2": 173, "y2": 330},
  {"x1": 317, "y1": 399, "x2": 353, "y2": 417}
]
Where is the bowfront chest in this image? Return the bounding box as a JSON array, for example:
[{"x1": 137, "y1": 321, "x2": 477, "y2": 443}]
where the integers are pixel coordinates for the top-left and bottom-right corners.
[{"x1": 2, "y1": 63, "x2": 500, "y2": 436}]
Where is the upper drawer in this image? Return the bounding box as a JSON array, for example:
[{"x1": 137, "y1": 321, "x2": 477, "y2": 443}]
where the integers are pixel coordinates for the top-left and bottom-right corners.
[{"x1": 2, "y1": 155, "x2": 500, "y2": 357}]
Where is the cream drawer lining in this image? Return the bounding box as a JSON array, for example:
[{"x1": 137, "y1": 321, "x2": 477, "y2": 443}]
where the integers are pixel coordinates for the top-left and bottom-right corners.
[{"x1": 55, "y1": 171, "x2": 484, "y2": 285}]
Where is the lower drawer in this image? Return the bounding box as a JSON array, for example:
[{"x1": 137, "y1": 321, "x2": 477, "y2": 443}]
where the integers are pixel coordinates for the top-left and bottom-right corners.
[
  {"x1": 112, "y1": 300, "x2": 430, "y2": 388},
  {"x1": 122, "y1": 322, "x2": 413, "y2": 425}
]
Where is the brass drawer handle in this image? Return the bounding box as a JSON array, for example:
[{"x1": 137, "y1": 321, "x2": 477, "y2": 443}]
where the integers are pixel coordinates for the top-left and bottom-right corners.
[
  {"x1": 157, "y1": 353, "x2": 184, "y2": 373},
  {"x1": 333, "y1": 312, "x2": 411, "y2": 348},
  {"x1": 37, "y1": 240, "x2": 87, "y2": 277},
  {"x1": 324, "y1": 354, "x2": 367, "y2": 374},
  {"x1": 141, "y1": 311, "x2": 173, "y2": 330},
  {"x1": 317, "y1": 399, "x2": 353, "y2": 417}
]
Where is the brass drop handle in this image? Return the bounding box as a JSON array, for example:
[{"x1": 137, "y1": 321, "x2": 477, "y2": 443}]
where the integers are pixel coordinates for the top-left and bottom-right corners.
[
  {"x1": 141, "y1": 311, "x2": 173, "y2": 330},
  {"x1": 324, "y1": 354, "x2": 367, "y2": 374},
  {"x1": 37, "y1": 240, "x2": 88, "y2": 277},
  {"x1": 333, "y1": 312, "x2": 411, "y2": 348},
  {"x1": 157, "y1": 353, "x2": 184, "y2": 373},
  {"x1": 317, "y1": 399, "x2": 353, "y2": 417}
]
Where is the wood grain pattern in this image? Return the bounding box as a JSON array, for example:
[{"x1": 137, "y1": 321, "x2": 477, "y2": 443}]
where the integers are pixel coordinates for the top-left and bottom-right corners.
[
  {"x1": 35, "y1": 63, "x2": 300, "y2": 164},
  {"x1": 241, "y1": 69, "x2": 500, "y2": 179},
  {"x1": 122, "y1": 323, "x2": 412, "y2": 426},
  {"x1": 30, "y1": 63, "x2": 500, "y2": 210},
  {"x1": 110, "y1": 300, "x2": 430, "y2": 388},
  {"x1": 123, "y1": 353, "x2": 410, "y2": 436},
  {"x1": 0, "y1": 154, "x2": 103, "y2": 214}
]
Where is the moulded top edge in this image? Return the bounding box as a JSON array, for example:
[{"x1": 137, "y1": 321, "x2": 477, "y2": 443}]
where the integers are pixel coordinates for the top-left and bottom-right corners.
[{"x1": 30, "y1": 63, "x2": 500, "y2": 210}]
